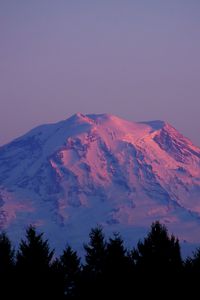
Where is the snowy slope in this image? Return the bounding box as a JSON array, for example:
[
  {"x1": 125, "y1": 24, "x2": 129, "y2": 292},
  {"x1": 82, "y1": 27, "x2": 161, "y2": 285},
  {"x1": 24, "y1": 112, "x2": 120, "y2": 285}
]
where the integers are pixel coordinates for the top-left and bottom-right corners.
[{"x1": 0, "y1": 113, "x2": 200, "y2": 254}]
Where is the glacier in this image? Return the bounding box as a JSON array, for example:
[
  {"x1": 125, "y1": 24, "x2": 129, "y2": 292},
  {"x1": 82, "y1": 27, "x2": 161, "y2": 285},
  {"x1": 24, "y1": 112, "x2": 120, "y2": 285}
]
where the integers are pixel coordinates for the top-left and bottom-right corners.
[{"x1": 0, "y1": 113, "x2": 200, "y2": 255}]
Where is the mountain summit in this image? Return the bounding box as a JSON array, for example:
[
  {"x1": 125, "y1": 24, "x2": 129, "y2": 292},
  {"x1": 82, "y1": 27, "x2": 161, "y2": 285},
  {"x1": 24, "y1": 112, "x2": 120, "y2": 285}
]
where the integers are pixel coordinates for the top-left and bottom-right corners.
[{"x1": 0, "y1": 113, "x2": 200, "y2": 253}]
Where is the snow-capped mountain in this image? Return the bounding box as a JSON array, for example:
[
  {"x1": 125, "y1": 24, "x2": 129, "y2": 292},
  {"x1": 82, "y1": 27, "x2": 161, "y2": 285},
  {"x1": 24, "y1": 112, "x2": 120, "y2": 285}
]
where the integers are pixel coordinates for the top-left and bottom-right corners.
[{"x1": 0, "y1": 113, "x2": 200, "y2": 254}]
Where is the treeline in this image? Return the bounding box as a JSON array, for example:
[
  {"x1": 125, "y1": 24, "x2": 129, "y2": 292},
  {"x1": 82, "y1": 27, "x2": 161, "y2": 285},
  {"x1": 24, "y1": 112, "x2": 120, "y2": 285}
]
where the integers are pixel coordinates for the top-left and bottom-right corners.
[{"x1": 0, "y1": 221, "x2": 199, "y2": 299}]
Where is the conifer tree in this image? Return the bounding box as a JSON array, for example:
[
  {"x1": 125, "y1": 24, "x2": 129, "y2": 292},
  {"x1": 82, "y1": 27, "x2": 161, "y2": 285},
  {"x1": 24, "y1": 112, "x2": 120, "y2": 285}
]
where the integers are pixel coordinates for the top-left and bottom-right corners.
[
  {"x1": 16, "y1": 225, "x2": 54, "y2": 298},
  {"x1": 82, "y1": 226, "x2": 107, "y2": 298},
  {"x1": 0, "y1": 232, "x2": 14, "y2": 273},
  {"x1": 133, "y1": 221, "x2": 182, "y2": 297},
  {"x1": 106, "y1": 233, "x2": 127, "y2": 272},
  {"x1": 188, "y1": 247, "x2": 200, "y2": 272},
  {"x1": 134, "y1": 221, "x2": 182, "y2": 272},
  {"x1": 0, "y1": 232, "x2": 15, "y2": 298},
  {"x1": 104, "y1": 233, "x2": 130, "y2": 298},
  {"x1": 59, "y1": 245, "x2": 81, "y2": 299},
  {"x1": 184, "y1": 247, "x2": 200, "y2": 296},
  {"x1": 84, "y1": 226, "x2": 107, "y2": 274}
]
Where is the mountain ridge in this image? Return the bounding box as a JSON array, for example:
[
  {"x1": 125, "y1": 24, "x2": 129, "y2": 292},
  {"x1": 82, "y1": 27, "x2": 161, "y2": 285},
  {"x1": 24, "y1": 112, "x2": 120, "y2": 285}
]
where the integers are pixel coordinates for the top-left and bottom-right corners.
[{"x1": 0, "y1": 113, "x2": 200, "y2": 255}]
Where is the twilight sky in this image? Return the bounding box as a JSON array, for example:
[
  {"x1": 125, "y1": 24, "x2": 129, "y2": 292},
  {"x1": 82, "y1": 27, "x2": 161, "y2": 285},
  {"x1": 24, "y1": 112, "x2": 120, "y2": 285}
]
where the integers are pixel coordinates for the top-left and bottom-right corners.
[{"x1": 0, "y1": 0, "x2": 200, "y2": 146}]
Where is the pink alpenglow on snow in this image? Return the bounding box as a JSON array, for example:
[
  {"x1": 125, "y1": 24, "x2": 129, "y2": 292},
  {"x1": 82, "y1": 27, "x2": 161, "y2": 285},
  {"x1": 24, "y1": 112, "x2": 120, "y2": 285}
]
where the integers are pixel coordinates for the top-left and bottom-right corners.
[{"x1": 0, "y1": 113, "x2": 200, "y2": 255}]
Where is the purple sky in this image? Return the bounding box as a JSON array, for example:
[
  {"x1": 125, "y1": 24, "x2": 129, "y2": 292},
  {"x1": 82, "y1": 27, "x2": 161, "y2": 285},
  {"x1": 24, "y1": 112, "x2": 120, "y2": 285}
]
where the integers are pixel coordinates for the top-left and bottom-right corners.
[{"x1": 0, "y1": 0, "x2": 200, "y2": 146}]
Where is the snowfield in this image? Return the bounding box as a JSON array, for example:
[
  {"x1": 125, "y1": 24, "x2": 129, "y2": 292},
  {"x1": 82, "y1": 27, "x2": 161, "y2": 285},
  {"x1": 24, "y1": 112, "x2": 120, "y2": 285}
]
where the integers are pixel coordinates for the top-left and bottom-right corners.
[{"x1": 0, "y1": 113, "x2": 200, "y2": 255}]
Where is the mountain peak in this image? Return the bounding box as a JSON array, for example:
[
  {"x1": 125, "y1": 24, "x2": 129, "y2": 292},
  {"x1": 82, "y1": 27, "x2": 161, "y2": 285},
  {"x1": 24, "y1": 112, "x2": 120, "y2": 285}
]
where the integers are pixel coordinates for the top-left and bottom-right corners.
[
  {"x1": 140, "y1": 120, "x2": 168, "y2": 130},
  {"x1": 66, "y1": 113, "x2": 169, "y2": 133},
  {"x1": 68, "y1": 112, "x2": 93, "y2": 124},
  {"x1": 0, "y1": 113, "x2": 200, "y2": 255}
]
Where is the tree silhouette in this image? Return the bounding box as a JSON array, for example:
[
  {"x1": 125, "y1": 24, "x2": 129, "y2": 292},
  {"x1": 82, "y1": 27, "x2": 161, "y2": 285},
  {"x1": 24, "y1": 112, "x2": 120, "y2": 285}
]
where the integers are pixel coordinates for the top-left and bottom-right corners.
[
  {"x1": 82, "y1": 226, "x2": 107, "y2": 298},
  {"x1": 106, "y1": 233, "x2": 127, "y2": 272},
  {"x1": 134, "y1": 221, "x2": 182, "y2": 271},
  {"x1": 84, "y1": 226, "x2": 107, "y2": 273},
  {"x1": 0, "y1": 221, "x2": 190, "y2": 297},
  {"x1": 0, "y1": 232, "x2": 15, "y2": 298},
  {"x1": 133, "y1": 221, "x2": 182, "y2": 296},
  {"x1": 104, "y1": 233, "x2": 131, "y2": 298},
  {"x1": 0, "y1": 232, "x2": 14, "y2": 273},
  {"x1": 187, "y1": 247, "x2": 200, "y2": 272},
  {"x1": 59, "y1": 245, "x2": 81, "y2": 299},
  {"x1": 184, "y1": 247, "x2": 200, "y2": 296},
  {"x1": 16, "y1": 225, "x2": 54, "y2": 298}
]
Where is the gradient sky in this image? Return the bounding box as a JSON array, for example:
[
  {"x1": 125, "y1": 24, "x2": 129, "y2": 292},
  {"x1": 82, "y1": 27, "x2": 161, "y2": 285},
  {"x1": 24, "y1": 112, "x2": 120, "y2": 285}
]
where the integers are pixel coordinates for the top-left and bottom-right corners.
[{"x1": 0, "y1": 0, "x2": 200, "y2": 146}]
